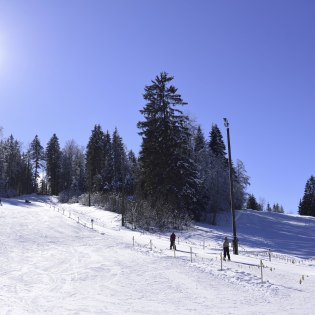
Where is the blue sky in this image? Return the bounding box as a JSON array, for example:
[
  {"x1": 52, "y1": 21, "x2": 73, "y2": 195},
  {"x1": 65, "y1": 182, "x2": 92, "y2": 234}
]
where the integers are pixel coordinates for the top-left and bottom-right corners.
[{"x1": 0, "y1": 0, "x2": 314, "y2": 213}]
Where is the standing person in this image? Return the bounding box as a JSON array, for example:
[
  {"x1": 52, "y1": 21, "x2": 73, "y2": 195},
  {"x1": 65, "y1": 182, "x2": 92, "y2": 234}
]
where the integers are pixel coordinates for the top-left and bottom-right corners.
[
  {"x1": 170, "y1": 232, "x2": 176, "y2": 250},
  {"x1": 223, "y1": 236, "x2": 231, "y2": 261}
]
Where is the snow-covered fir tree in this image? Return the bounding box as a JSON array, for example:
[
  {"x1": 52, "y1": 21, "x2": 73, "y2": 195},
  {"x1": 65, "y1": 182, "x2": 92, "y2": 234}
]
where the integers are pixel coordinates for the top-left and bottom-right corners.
[
  {"x1": 112, "y1": 128, "x2": 128, "y2": 192},
  {"x1": 206, "y1": 124, "x2": 230, "y2": 224},
  {"x1": 194, "y1": 125, "x2": 206, "y2": 153},
  {"x1": 299, "y1": 175, "x2": 315, "y2": 217},
  {"x1": 59, "y1": 140, "x2": 86, "y2": 202},
  {"x1": 45, "y1": 134, "x2": 62, "y2": 196},
  {"x1": 1, "y1": 135, "x2": 24, "y2": 195},
  {"x1": 137, "y1": 72, "x2": 199, "y2": 223},
  {"x1": 246, "y1": 194, "x2": 260, "y2": 210},
  {"x1": 19, "y1": 151, "x2": 33, "y2": 195},
  {"x1": 126, "y1": 150, "x2": 138, "y2": 195},
  {"x1": 102, "y1": 131, "x2": 114, "y2": 191},
  {"x1": 208, "y1": 124, "x2": 227, "y2": 159},
  {"x1": 28, "y1": 135, "x2": 45, "y2": 193},
  {"x1": 85, "y1": 125, "x2": 106, "y2": 193},
  {"x1": 192, "y1": 125, "x2": 210, "y2": 221}
]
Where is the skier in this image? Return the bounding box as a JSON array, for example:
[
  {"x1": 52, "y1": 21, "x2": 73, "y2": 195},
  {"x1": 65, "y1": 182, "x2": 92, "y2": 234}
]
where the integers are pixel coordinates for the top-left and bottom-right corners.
[
  {"x1": 223, "y1": 236, "x2": 231, "y2": 261},
  {"x1": 0, "y1": 199, "x2": 2, "y2": 206},
  {"x1": 170, "y1": 232, "x2": 176, "y2": 250}
]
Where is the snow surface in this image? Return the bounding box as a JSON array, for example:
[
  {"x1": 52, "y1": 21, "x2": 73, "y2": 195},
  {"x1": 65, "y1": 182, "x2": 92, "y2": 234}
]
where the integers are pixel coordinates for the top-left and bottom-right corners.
[{"x1": 0, "y1": 195, "x2": 314, "y2": 314}]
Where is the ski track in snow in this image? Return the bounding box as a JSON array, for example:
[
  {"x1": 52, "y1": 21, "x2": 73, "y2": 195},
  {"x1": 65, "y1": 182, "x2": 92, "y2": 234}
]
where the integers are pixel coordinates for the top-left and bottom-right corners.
[{"x1": 0, "y1": 196, "x2": 314, "y2": 314}]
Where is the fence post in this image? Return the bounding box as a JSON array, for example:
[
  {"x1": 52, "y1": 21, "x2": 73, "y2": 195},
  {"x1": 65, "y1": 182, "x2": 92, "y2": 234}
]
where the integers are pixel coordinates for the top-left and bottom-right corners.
[
  {"x1": 220, "y1": 253, "x2": 223, "y2": 271},
  {"x1": 174, "y1": 245, "x2": 176, "y2": 258},
  {"x1": 268, "y1": 249, "x2": 271, "y2": 262},
  {"x1": 178, "y1": 236, "x2": 179, "y2": 245},
  {"x1": 260, "y1": 259, "x2": 263, "y2": 283},
  {"x1": 190, "y1": 247, "x2": 193, "y2": 263},
  {"x1": 91, "y1": 219, "x2": 94, "y2": 229}
]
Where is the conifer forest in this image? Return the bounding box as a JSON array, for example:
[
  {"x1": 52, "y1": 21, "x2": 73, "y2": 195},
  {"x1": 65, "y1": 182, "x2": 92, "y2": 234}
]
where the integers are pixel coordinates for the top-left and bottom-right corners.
[{"x1": 1, "y1": 73, "x2": 314, "y2": 226}]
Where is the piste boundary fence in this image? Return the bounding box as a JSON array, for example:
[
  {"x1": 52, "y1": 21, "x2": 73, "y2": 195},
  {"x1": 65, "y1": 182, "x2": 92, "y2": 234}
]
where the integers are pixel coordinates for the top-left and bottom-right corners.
[{"x1": 45, "y1": 200, "x2": 313, "y2": 288}]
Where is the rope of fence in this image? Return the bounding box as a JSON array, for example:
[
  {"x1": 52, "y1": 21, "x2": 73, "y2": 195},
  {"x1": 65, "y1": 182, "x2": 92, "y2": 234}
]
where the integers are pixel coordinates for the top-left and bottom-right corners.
[{"x1": 43, "y1": 200, "x2": 311, "y2": 285}]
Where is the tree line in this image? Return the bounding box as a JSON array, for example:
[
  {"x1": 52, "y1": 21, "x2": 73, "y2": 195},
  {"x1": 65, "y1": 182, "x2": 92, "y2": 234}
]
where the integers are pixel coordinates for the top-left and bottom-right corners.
[
  {"x1": 1, "y1": 73, "x2": 313, "y2": 226},
  {"x1": 299, "y1": 176, "x2": 315, "y2": 217}
]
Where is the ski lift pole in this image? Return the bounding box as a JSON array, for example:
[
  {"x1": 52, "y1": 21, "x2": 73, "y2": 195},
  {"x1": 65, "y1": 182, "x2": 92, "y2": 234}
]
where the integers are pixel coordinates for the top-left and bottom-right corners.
[{"x1": 224, "y1": 118, "x2": 238, "y2": 255}]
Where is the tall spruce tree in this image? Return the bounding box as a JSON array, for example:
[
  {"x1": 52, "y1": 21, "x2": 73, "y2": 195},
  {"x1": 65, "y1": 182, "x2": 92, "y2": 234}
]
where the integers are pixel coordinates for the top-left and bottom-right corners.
[
  {"x1": 85, "y1": 125, "x2": 106, "y2": 193},
  {"x1": 0, "y1": 134, "x2": 33, "y2": 196},
  {"x1": 126, "y1": 150, "x2": 138, "y2": 195},
  {"x1": 102, "y1": 131, "x2": 114, "y2": 191},
  {"x1": 194, "y1": 126, "x2": 206, "y2": 153},
  {"x1": 193, "y1": 125, "x2": 209, "y2": 220},
  {"x1": 112, "y1": 128, "x2": 127, "y2": 192},
  {"x1": 3, "y1": 135, "x2": 23, "y2": 195},
  {"x1": 206, "y1": 124, "x2": 248, "y2": 219},
  {"x1": 29, "y1": 135, "x2": 45, "y2": 192},
  {"x1": 246, "y1": 194, "x2": 260, "y2": 210},
  {"x1": 46, "y1": 134, "x2": 62, "y2": 195},
  {"x1": 19, "y1": 152, "x2": 33, "y2": 195},
  {"x1": 208, "y1": 124, "x2": 227, "y2": 158},
  {"x1": 299, "y1": 175, "x2": 315, "y2": 217},
  {"x1": 137, "y1": 72, "x2": 199, "y2": 219},
  {"x1": 206, "y1": 125, "x2": 230, "y2": 223},
  {"x1": 0, "y1": 138, "x2": 5, "y2": 195},
  {"x1": 59, "y1": 140, "x2": 86, "y2": 202}
]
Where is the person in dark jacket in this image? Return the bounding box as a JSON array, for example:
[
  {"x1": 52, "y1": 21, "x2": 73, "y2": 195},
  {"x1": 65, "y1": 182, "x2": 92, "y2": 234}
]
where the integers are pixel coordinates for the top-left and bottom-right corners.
[
  {"x1": 223, "y1": 236, "x2": 231, "y2": 261},
  {"x1": 170, "y1": 232, "x2": 176, "y2": 250}
]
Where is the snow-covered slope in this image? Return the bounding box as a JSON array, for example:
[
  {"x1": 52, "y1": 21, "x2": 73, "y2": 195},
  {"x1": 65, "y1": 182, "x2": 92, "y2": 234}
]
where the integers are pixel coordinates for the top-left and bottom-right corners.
[
  {"x1": 205, "y1": 209, "x2": 315, "y2": 259},
  {"x1": 0, "y1": 195, "x2": 314, "y2": 314}
]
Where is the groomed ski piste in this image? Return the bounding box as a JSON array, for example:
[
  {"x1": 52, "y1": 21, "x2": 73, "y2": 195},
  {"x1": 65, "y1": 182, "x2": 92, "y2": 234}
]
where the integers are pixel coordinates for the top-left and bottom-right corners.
[{"x1": 0, "y1": 195, "x2": 314, "y2": 314}]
